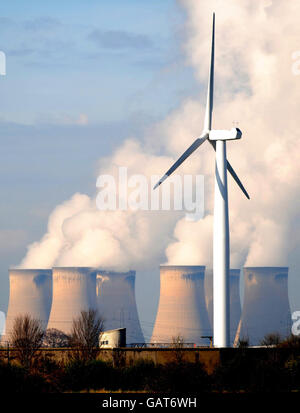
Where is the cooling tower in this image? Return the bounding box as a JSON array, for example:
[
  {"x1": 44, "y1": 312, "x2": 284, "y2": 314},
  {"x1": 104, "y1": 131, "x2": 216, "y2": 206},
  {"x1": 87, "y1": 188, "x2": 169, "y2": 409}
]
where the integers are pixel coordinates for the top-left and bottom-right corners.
[
  {"x1": 205, "y1": 268, "x2": 242, "y2": 345},
  {"x1": 47, "y1": 267, "x2": 97, "y2": 335},
  {"x1": 204, "y1": 268, "x2": 214, "y2": 329},
  {"x1": 3, "y1": 269, "x2": 52, "y2": 342},
  {"x1": 229, "y1": 269, "x2": 242, "y2": 344},
  {"x1": 237, "y1": 267, "x2": 291, "y2": 345},
  {"x1": 96, "y1": 270, "x2": 144, "y2": 344},
  {"x1": 151, "y1": 265, "x2": 211, "y2": 346}
]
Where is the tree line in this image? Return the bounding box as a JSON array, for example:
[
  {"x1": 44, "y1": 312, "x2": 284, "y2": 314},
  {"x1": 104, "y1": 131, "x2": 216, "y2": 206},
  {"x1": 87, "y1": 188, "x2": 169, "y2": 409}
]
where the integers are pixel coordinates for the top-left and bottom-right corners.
[
  {"x1": 3, "y1": 309, "x2": 104, "y2": 369},
  {"x1": 1, "y1": 311, "x2": 300, "y2": 393}
]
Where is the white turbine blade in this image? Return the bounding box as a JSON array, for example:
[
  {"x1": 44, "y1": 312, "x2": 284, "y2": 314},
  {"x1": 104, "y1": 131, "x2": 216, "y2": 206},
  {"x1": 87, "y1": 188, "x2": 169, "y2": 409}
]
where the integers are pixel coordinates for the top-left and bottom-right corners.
[
  {"x1": 203, "y1": 12, "x2": 215, "y2": 132},
  {"x1": 209, "y1": 140, "x2": 250, "y2": 199},
  {"x1": 153, "y1": 135, "x2": 208, "y2": 189},
  {"x1": 226, "y1": 160, "x2": 250, "y2": 199}
]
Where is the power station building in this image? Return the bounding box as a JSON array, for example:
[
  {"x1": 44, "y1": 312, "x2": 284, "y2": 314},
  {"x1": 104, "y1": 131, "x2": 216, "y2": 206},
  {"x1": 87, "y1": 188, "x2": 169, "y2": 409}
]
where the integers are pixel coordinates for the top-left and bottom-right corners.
[
  {"x1": 236, "y1": 267, "x2": 291, "y2": 345},
  {"x1": 151, "y1": 265, "x2": 211, "y2": 346},
  {"x1": 96, "y1": 270, "x2": 144, "y2": 344},
  {"x1": 47, "y1": 267, "x2": 97, "y2": 335},
  {"x1": 3, "y1": 269, "x2": 52, "y2": 342},
  {"x1": 100, "y1": 327, "x2": 126, "y2": 348}
]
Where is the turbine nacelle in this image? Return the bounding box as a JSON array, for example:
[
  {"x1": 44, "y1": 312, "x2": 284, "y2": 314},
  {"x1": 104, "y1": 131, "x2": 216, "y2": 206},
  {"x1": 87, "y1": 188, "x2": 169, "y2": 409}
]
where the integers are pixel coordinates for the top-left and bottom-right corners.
[{"x1": 209, "y1": 128, "x2": 242, "y2": 141}]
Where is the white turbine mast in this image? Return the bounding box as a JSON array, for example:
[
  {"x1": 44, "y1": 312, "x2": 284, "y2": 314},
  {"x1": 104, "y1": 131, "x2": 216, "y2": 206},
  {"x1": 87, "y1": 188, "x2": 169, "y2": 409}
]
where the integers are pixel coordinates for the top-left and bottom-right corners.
[{"x1": 153, "y1": 13, "x2": 249, "y2": 348}]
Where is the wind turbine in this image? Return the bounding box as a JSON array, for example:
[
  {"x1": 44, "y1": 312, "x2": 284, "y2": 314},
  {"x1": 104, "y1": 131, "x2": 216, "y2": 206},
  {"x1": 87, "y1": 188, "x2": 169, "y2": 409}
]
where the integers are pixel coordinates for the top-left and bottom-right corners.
[{"x1": 153, "y1": 13, "x2": 249, "y2": 348}]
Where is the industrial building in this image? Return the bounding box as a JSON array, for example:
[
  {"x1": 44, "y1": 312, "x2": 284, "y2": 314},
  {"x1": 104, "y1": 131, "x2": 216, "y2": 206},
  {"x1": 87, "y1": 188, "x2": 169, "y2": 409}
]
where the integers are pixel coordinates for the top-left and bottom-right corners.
[
  {"x1": 47, "y1": 267, "x2": 97, "y2": 335},
  {"x1": 3, "y1": 269, "x2": 52, "y2": 342},
  {"x1": 151, "y1": 265, "x2": 211, "y2": 346},
  {"x1": 96, "y1": 270, "x2": 144, "y2": 344},
  {"x1": 236, "y1": 267, "x2": 291, "y2": 345},
  {"x1": 99, "y1": 327, "x2": 126, "y2": 348}
]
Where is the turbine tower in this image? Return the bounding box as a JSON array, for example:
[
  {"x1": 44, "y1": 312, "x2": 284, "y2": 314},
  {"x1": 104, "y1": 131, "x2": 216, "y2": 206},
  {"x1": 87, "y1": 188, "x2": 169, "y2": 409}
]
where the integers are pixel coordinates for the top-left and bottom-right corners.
[{"x1": 154, "y1": 13, "x2": 249, "y2": 347}]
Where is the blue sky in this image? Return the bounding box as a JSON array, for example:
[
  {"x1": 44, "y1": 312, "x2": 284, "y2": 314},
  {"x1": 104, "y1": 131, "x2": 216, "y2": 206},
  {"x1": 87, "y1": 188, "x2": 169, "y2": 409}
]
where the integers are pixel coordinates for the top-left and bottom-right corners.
[
  {"x1": 0, "y1": 0, "x2": 196, "y2": 124},
  {"x1": 0, "y1": 0, "x2": 202, "y2": 339}
]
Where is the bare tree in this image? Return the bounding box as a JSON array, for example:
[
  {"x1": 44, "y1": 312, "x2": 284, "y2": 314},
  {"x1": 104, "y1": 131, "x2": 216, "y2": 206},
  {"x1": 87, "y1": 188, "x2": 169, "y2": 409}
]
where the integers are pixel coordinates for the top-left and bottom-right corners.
[
  {"x1": 171, "y1": 335, "x2": 185, "y2": 364},
  {"x1": 260, "y1": 332, "x2": 282, "y2": 347},
  {"x1": 11, "y1": 314, "x2": 44, "y2": 369},
  {"x1": 278, "y1": 334, "x2": 300, "y2": 348},
  {"x1": 171, "y1": 334, "x2": 185, "y2": 349},
  {"x1": 68, "y1": 309, "x2": 104, "y2": 363},
  {"x1": 238, "y1": 336, "x2": 249, "y2": 348}
]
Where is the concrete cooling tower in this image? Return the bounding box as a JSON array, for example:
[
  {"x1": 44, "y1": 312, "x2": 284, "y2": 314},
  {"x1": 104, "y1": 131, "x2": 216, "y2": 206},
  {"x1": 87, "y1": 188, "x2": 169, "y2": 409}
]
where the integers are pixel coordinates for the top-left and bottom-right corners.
[
  {"x1": 237, "y1": 267, "x2": 291, "y2": 345},
  {"x1": 205, "y1": 269, "x2": 242, "y2": 345},
  {"x1": 3, "y1": 269, "x2": 52, "y2": 342},
  {"x1": 229, "y1": 269, "x2": 242, "y2": 344},
  {"x1": 204, "y1": 268, "x2": 213, "y2": 328},
  {"x1": 151, "y1": 266, "x2": 211, "y2": 346},
  {"x1": 47, "y1": 267, "x2": 97, "y2": 335},
  {"x1": 96, "y1": 270, "x2": 144, "y2": 344}
]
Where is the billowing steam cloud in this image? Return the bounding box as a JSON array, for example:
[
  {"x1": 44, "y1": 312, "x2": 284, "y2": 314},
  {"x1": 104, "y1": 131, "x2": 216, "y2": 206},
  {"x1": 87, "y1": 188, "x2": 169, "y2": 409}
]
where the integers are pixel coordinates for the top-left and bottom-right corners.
[
  {"x1": 20, "y1": 141, "x2": 183, "y2": 270},
  {"x1": 20, "y1": 0, "x2": 300, "y2": 305}
]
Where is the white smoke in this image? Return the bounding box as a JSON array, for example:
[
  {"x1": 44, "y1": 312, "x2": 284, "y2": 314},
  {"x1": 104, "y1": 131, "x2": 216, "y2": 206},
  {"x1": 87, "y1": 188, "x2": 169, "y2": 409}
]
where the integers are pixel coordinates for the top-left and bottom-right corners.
[
  {"x1": 20, "y1": 140, "x2": 183, "y2": 270},
  {"x1": 20, "y1": 0, "x2": 300, "y2": 304}
]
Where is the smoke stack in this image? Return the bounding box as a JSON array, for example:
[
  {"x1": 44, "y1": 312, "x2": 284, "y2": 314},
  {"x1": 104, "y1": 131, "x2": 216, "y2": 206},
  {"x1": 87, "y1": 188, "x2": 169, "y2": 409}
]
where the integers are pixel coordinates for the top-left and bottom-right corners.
[
  {"x1": 237, "y1": 267, "x2": 291, "y2": 345},
  {"x1": 47, "y1": 267, "x2": 97, "y2": 335},
  {"x1": 205, "y1": 268, "x2": 242, "y2": 345},
  {"x1": 3, "y1": 269, "x2": 52, "y2": 342},
  {"x1": 151, "y1": 265, "x2": 211, "y2": 345},
  {"x1": 96, "y1": 270, "x2": 144, "y2": 344}
]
